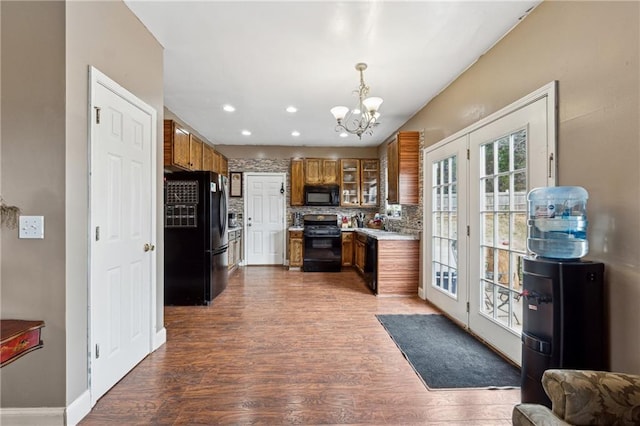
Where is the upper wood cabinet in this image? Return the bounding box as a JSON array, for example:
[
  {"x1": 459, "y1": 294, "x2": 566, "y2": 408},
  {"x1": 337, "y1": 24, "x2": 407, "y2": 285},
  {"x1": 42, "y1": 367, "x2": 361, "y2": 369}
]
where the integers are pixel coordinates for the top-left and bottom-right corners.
[
  {"x1": 305, "y1": 158, "x2": 338, "y2": 185},
  {"x1": 387, "y1": 131, "x2": 420, "y2": 205},
  {"x1": 340, "y1": 159, "x2": 379, "y2": 207},
  {"x1": 202, "y1": 144, "x2": 215, "y2": 172},
  {"x1": 164, "y1": 119, "x2": 211, "y2": 172},
  {"x1": 360, "y1": 159, "x2": 379, "y2": 207},
  {"x1": 188, "y1": 135, "x2": 203, "y2": 170},
  {"x1": 164, "y1": 120, "x2": 191, "y2": 171},
  {"x1": 219, "y1": 154, "x2": 228, "y2": 176},
  {"x1": 290, "y1": 159, "x2": 305, "y2": 206},
  {"x1": 340, "y1": 159, "x2": 361, "y2": 207}
]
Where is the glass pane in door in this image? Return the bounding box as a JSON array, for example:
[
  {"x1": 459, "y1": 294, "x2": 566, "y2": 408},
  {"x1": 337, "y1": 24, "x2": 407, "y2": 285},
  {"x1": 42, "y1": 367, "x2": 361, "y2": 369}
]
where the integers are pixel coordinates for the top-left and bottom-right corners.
[
  {"x1": 478, "y1": 128, "x2": 527, "y2": 333},
  {"x1": 431, "y1": 155, "x2": 458, "y2": 297}
]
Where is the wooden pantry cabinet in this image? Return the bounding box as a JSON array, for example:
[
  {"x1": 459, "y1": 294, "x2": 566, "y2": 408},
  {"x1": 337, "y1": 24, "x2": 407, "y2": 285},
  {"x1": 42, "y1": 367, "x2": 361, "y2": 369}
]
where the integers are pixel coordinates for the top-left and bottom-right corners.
[{"x1": 387, "y1": 131, "x2": 420, "y2": 205}]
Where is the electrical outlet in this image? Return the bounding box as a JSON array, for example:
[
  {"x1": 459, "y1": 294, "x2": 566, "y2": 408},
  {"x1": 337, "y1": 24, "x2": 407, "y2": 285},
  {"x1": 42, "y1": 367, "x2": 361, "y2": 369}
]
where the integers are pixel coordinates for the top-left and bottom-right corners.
[{"x1": 19, "y1": 216, "x2": 45, "y2": 239}]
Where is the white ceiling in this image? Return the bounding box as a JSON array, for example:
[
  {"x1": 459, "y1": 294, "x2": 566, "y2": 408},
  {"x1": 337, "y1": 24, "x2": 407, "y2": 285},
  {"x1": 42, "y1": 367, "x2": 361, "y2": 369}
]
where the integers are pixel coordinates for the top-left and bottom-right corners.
[{"x1": 124, "y1": 1, "x2": 539, "y2": 147}]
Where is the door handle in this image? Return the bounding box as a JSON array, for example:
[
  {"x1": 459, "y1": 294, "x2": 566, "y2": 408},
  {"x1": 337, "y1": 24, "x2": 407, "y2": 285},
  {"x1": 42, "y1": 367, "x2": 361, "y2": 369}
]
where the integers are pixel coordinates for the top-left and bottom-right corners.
[{"x1": 144, "y1": 243, "x2": 153, "y2": 252}]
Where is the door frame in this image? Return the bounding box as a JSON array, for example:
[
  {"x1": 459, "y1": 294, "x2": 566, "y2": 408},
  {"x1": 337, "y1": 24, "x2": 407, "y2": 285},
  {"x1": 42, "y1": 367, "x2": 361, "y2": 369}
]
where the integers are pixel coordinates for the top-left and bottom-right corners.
[
  {"x1": 421, "y1": 81, "x2": 557, "y2": 364},
  {"x1": 242, "y1": 172, "x2": 287, "y2": 265},
  {"x1": 88, "y1": 66, "x2": 158, "y2": 404}
]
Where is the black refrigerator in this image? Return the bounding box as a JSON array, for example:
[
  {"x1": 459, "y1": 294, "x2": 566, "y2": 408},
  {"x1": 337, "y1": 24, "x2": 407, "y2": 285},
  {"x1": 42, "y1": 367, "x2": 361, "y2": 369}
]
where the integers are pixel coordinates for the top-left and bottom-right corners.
[{"x1": 164, "y1": 171, "x2": 228, "y2": 305}]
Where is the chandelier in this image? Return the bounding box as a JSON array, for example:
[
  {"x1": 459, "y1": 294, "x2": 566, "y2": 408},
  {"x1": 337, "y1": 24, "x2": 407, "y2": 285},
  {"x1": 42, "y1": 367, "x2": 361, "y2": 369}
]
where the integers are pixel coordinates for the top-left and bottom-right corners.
[{"x1": 330, "y1": 63, "x2": 383, "y2": 139}]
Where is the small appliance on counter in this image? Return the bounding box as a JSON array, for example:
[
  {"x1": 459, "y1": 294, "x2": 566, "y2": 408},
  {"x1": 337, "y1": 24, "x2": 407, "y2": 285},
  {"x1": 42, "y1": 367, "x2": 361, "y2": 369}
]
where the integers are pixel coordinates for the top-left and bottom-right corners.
[
  {"x1": 228, "y1": 212, "x2": 238, "y2": 228},
  {"x1": 292, "y1": 212, "x2": 302, "y2": 227}
]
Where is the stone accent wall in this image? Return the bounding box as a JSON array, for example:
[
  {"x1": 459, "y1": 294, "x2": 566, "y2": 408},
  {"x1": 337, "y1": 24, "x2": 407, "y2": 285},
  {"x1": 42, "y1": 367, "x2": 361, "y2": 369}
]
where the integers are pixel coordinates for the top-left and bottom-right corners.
[{"x1": 226, "y1": 158, "x2": 379, "y2": 227}]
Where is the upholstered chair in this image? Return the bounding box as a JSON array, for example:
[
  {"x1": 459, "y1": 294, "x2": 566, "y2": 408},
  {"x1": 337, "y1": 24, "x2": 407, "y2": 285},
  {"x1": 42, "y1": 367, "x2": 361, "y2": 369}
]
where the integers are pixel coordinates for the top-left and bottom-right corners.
[{"x1": 513, "y1": 369, "x2": 640, "y2": 426}]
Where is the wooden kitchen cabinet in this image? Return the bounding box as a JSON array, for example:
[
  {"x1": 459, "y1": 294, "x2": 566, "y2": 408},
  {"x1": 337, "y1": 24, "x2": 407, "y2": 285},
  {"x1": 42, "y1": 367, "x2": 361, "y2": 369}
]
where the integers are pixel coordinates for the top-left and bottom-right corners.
[
  {"x1": 290, "y1": 159, "x2": 304, "y2": 206},
  {"x1": 202, "y1": 144, "x2": 215, "y2": 172},
  {"x1": 354, "y1": 232, "x2": 367, "y2": 274},
  {"x1": 387, "y1": 131, "x2": 420, "y2": 205},
  {"x1": 189, "y1": 134, "x2": 203, "y2": 170},
  {"x1": 340, "y1": 159, "x2": 361, "y2": 207},
  {"x1": 219, "y1": 154, "x2": 228, "y2": 176},
  {"x1": 164, "y1": 119, "x2": 208, "y2": 171},
  {"x1": 341, "y1": 231, "x2": 354, "y2": 266},
  {"x1": 340, "y1": 159, "x2": 378, "y2": 207},
  {"x1": 164, "y1": 120, "x2": 191, "y2": 170},
  {"x1": 305, "y1": 158, "x2": 338, "y2": 185},
  {"x1": 228, "y1": 228, "x2": 242, "y2": 274},
  {"x1": 360, "y1": 159, "x2": 379, "y2": 206},
  {"x1": 289, "y1": 230, "x2": 303, "y2": 268}
]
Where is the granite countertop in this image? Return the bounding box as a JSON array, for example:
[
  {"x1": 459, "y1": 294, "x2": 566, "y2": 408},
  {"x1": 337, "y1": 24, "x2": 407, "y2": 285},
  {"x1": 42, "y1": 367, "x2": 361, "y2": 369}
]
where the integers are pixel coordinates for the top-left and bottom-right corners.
[
  {"x1": 354, "y1": 228, "x2": 420, "y2": 241},
  {"x1": 288, "y1": 226, "x2": 419, "y2": 240}
]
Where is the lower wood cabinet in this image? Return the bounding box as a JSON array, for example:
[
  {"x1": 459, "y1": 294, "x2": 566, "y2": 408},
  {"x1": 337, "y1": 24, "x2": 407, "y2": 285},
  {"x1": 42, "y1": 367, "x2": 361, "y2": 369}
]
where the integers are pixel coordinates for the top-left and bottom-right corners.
[
  {"x1": 341, "y1": 231, "x2": 354, "y2": 266},
  {"x1": 228, "y1": 228, "x2": 242, "y2": 274},
  {"x1": 289, "y1": 230, "x2": 303, "y2": 268},
  {"x1": 354, "y1": 233, "x2": 367, "y2": 274}
]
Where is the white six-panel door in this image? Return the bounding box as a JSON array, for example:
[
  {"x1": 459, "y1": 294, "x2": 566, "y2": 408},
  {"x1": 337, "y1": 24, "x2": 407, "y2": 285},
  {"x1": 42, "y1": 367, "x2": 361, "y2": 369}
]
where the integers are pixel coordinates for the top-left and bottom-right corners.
[
  {"x1": 245, "y1": 173, "x2": 286, "y2": 265},
  {"x1": 89, "y1": 68, "x2": 156, "y2": 403}
]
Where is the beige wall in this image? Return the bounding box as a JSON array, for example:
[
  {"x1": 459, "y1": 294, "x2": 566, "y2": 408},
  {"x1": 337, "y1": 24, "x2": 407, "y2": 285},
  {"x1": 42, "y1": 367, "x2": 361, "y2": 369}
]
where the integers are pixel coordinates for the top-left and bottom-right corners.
[
  {"x1": 0, "y1": 0, "x2": 164, "y2": 410},
  {"x1": 1, "y1": 1, "x2": 67, "y2": 407},
  {"x1": 66, "y1": 0, "x2": 164, "y2": 405},
  {"x1": 402, "y1": 1, "x2": 640, "y2": 373}
]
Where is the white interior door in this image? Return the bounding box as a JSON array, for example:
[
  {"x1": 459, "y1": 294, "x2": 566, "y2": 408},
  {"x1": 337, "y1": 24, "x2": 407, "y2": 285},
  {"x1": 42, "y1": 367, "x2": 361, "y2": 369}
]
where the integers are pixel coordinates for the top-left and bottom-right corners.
[
  {"x1": 245, "y1": 173, "x2": 286, "y2": 265},
  {"x1": 422, "y1": 83, "x2": 556, "y2": 365},
  {"x1": 89, "y1": 68, "x2": 156, "y2": 403},
  {"x1": 424, "y1": 135, "x2": 469, "y2": 325}
]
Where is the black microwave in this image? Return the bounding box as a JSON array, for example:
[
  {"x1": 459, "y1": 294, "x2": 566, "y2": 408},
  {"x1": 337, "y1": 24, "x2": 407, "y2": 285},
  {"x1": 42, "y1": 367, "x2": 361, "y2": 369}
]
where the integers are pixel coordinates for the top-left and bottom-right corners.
[{"x1": 304, "y1": 185, "x2": 340, "y2": 206}]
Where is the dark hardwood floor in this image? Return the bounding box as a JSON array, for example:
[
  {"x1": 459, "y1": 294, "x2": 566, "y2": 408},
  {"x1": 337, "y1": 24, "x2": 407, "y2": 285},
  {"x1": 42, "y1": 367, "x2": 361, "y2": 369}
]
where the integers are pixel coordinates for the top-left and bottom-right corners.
[{"x1": 80, "y1": 266, "x2": 518, "y2": 425}]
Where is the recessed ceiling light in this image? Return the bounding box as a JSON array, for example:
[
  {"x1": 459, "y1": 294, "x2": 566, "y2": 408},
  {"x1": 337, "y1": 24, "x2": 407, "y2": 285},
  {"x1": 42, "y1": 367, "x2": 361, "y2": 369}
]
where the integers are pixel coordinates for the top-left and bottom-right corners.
[
  {"x1": 223, "y1": 104, "x2": 235, "y2": 112},
  {"x1": 241, "y1": 130, "x2": 251, "y2": 136},
  {"x1": 286, "y1": 106, "x2": 298, "y2": 113},
  {"x1": 339, "y1": 132, "x2": 348, "y2": 138},
  {"x1": 291, "y1": 131, "x2": 300, "y2": 137}
]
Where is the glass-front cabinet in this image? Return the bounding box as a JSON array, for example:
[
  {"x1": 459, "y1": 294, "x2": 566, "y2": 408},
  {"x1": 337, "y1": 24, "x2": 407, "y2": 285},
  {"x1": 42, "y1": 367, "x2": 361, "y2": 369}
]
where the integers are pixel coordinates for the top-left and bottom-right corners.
[
  {"x1": 339, "y1": 159, "x2": 379, "y2": 207},
  {"x1": 340, "y1": 159, "x2": 361, "y2": 206},
  {"x1": 360, "y1": 159, "x2": 379, "y2": 206}
]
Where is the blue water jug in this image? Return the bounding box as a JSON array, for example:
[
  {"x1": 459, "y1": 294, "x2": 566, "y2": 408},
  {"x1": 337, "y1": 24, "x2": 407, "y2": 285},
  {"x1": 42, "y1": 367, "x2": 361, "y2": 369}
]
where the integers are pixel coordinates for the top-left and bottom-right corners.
[{"x1": 527, "y1": 186, "x2": 588, "y2": 259}]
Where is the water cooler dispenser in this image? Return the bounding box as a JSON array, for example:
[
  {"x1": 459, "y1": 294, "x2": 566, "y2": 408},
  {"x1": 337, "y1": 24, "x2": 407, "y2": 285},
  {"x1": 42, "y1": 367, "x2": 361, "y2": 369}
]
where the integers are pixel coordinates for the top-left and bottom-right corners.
[{"x1": 521, "y1": 187, "x2": 606, "y2": 407}]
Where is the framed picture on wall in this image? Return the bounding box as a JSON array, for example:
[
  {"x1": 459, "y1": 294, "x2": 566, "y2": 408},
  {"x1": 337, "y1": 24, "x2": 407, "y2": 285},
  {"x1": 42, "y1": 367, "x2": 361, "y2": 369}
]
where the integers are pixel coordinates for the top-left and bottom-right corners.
[{"x1": 230, "y1": 171, "x2": 242, "y2": 197}]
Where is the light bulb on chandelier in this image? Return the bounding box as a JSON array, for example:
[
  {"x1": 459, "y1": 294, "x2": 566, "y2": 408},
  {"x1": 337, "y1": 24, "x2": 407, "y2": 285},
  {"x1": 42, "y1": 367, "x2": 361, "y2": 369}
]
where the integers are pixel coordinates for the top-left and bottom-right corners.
[{"x1": 330, "y1": 63, "x2": 383, "y2": 139}]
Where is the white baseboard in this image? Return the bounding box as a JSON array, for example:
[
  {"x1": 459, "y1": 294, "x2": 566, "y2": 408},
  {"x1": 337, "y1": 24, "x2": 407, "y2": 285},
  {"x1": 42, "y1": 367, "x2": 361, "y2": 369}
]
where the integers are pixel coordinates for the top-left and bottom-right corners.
[
  {"x1": 65, "y1": 389, "x2": 91, "y2": 426},
  {"x1": 0, "y1": 407, "x2": 65, "y2": 426},
  {"x1": 418, "y1": 286, "x2": 426, "y2": 300},
  {"x1": 153, "y1": 326, "x2": 166, "y2": 351}
]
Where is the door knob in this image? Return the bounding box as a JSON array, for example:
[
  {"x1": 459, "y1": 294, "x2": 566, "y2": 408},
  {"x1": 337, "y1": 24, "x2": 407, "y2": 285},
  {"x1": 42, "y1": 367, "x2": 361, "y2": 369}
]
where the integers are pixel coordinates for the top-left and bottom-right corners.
[
  {"x1": 144, "y1": 243, "x2": 151, "y2": 252},
  {"x1": 150, "y1": 244, "x2": 156, "y2": 251}
]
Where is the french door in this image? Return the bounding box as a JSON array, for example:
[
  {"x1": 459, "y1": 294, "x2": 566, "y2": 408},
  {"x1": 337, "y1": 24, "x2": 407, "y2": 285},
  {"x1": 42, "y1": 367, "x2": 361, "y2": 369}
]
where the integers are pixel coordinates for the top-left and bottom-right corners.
[{"x1": 423, "y1": 82, "x2": 556, "y2": 364}]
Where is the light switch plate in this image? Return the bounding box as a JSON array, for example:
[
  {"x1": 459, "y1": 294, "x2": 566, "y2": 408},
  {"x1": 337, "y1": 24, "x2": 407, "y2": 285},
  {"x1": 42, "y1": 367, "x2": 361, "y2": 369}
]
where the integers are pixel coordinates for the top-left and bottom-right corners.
[{"x1": 19, "y1": 216, "x2": 45, "y2": 239}]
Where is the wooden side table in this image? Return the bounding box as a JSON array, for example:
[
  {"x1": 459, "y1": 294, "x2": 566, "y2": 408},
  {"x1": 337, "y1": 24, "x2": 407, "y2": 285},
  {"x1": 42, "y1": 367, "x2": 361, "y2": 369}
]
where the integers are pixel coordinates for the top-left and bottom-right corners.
[{"x1": 1, "y1": 320, "x2": 44, "y2": 367}]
